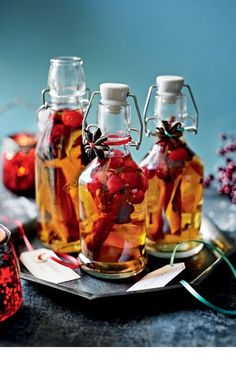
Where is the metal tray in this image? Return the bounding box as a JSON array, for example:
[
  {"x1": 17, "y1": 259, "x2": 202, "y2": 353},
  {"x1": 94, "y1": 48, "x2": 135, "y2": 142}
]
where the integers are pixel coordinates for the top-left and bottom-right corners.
[{"x1": 17, "y1": 215, "x2": 236, "y2": 302}]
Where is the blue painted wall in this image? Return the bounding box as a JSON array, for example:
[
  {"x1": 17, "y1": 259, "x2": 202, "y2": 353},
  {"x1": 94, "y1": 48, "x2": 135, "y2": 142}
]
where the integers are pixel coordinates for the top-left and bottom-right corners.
[{"x1": 0, "y1": 0, "x2": 236, "y2": 174}]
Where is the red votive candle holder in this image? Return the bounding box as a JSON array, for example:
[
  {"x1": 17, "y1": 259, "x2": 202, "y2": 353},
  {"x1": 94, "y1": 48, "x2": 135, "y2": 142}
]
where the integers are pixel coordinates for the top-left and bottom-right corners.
[
  {"x1": 2, "y1": 132, "x2": 37, "y2": 196},
  {"x1": 0, "y1": 224, "x2": 22, "y2": 322}
]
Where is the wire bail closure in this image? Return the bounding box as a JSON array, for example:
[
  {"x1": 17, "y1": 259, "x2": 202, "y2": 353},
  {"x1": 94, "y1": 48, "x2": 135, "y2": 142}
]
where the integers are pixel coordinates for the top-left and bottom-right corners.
[
  {"x1": 143, "y1": 84, "x2": 199, "y2": 137},
  {"x1": 82, "y1": 90, "x2": 143, "y2": 150}
]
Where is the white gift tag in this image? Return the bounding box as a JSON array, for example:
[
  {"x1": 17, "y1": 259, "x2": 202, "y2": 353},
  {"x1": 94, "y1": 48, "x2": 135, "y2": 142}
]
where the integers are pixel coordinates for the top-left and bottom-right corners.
[
  {"x1": 20, "y1": 248, "x2": 80, "y2": 284},
  {"x1": 127, "y1": 263, "x2": 185, "y2": 292}
]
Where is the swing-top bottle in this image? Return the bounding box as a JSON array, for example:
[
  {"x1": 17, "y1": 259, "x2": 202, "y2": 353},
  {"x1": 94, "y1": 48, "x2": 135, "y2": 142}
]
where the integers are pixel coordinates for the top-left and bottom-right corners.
[
  {"x1": 79, "y1": 83, "x2": 148, "y2": 278},
  {"x1": 36, "y1": 56, "x2": 89, "y2": 253},
  {"x1": 140, "y1": 75, "x2": 204, "y2": 256}
]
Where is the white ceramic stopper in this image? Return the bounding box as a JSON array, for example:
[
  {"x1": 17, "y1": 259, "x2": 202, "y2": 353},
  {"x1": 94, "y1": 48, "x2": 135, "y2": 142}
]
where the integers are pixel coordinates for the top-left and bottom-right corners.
[
  {"x1": 156, "y1": 75, "x2": 184, "y2": 96},
  {"x1": 100, "y1": 83, "x2": 129, "y2": 106}
]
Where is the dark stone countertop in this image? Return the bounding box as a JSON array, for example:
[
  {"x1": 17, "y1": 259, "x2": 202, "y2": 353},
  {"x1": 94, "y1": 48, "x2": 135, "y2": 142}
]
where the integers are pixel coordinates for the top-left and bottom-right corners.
[{"x1": 1, "y1": 188, "x2": 236, "y2": 347}]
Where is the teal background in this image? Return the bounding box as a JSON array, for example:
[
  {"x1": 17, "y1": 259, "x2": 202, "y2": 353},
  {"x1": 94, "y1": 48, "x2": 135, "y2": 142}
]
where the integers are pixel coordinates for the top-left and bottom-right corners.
[{"x1": 1, "y1": 0, "x2": 236, "y2": 173}]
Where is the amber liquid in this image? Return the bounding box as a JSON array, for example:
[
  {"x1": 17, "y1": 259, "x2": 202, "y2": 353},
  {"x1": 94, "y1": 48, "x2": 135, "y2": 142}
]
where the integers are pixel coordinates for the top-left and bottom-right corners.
[
  {"x1": 141, "y1": 140, "x2": 204, "y2": 253},
  {"x1": 36, "y1": 109, "x2": 86, "y2": 253},
  {"x1": 79, "y1": 152, "x2": 147, "y2": 278}
]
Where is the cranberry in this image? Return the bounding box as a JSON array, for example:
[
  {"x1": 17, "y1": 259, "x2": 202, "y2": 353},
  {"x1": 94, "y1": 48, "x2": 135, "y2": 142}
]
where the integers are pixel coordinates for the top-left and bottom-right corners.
[
  {"x1": 121, "y1": 171, "x2": 139, "y2": 188},
  {"x1": 142, "y1": 167, "x2": 156, "y2": 180},
  {"x1": 138, "y1": 171, "x2": 148, "y2": 191},
  {"x1": 62, "y1": 110, "x2": 83, "y2": 128},
  {"x1": 49, "y1": 124, "x2": 69, "y2": 145},
  {"x1": 126, "y1": 189, "x2": 144, "y2": 204},
  {"x1": 109, "y1": 156, "x2": 124, "y2": 169},
  {"x1": 155, "y1": 164, "x2": 170, "y2": 180},
  {"x1": 87, "y1": 178, "x2": 101, "y2": 195},
  {"x1": 123, "y1": 156, "x2": 138, "y2": 169},
  {"x1": 107, "y1": 174, "x2": 124, "y2": 194},
  {"x1": 223, "y1": 185, "x2": 231, "y2": 194}
]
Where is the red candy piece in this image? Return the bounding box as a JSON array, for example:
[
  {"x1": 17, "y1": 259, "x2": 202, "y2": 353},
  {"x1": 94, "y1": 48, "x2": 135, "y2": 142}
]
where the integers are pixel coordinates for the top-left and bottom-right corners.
[
  {"x1": 168, "y1": 147, "x2": 188, "y2": 161},
  {"x1": 62, "y1": 110, "x2": 83, "y2": 128},
  {"x1": 107, "y1": 174, "x2": 124, "y2": 194}
]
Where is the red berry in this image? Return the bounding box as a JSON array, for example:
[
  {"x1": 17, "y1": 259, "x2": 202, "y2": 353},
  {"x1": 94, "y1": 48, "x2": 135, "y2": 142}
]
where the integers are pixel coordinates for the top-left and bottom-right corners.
[
  {"x1": 168, "y1": 147, "x2": 188, "y2": 161},
  {"x1": 50, "y1": 124, "x2": 69, "y2": 145},
  {"x1": 107, "y1": 174, "x2": 124, "y2": 194},
  {"x1": 94, "y1": 170, "x2": 107, "y2": 184},
  {"x1": 109, "y1": 156, "x2": 124, "y2": 169},
  {"x1": 87, "y1": 178, "x2": 101, "y2": 195},
  {"x1": 223, "y1": 185, "x2": 231, "y2": 194},
  {"x1": 62, "y1": 110, "x2": 83, "y2": 128},
  {"x1": 51, "y1": 112, "x2": 62, "y2": 124},
  {"x1": 121, "y1": 171, "x2": 139, "y2": 188},
  {"x1": 123, "y1": 156, "x2": 138, "y2": 169},
  {"x1": 155, "y1": 164, "x2": 170, "y2": 180},
  {"x1": 138, "y1": 171, "x2": 148, "y2": 191},
  {"x1": 126, "y1": 189, "x2": 144, "y2": 204},
  {"x1": 142, "y1": 167, "x2": 156, "y2": 180}
]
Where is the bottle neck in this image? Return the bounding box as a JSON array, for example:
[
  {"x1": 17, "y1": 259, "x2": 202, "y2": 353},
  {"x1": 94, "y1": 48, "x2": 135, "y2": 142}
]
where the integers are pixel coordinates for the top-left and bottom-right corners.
[
  {"x1": 154, "y1": 93, "x2": 187, "y2": 128},
  {"x1": 49, "y1": 96, "x2": 84, "y2": 111},
  {"x1": 97, "y1": 102, "x2": 131, "y2": 154}
]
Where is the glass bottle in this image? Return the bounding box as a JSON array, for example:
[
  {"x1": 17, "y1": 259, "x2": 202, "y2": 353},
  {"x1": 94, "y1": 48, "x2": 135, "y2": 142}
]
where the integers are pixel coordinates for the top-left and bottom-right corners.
[
  {"x1": 79, "y1": 83, "x2": 147, "y2": 279},
  {"x1": 36, "y1": 56, "x2": 89, "y2": 253},
  {"x1": 0, "y1": 224, "x2": 22, "y2": 322},
  {"x1": 140, "y1": 75, "x2": 204, "y2": 257}
]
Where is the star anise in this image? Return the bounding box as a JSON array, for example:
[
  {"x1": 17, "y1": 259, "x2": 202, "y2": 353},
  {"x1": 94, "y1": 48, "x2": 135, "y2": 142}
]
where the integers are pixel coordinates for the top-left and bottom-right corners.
[
  {"x1": 84, "y1": 127, "x2": 109, "y2": 160},
  {"x1": 156, "y1": 120, "x2": 184, "y2": 147}
]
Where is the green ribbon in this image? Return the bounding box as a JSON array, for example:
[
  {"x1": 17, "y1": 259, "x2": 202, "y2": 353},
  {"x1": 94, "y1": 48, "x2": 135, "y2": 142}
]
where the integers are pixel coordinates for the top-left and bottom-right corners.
[
  {"x1": 170, "y1": 240, "x2": 236, "y2": 315},
  {"x1": 163, "y1": 127, "x2": 184, "y2": 138}
]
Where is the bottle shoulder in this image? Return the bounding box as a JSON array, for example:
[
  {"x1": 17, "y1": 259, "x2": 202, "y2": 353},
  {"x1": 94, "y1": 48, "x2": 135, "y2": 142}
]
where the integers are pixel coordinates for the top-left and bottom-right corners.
[{"x1": 140, "y1": 141, "x2": 204, "y2": 173}]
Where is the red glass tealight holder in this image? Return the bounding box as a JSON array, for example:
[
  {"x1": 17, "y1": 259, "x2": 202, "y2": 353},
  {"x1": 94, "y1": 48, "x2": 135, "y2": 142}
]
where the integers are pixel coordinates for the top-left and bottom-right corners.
[
  {"x1": 0, "y1": 224, "x2": 22, "y2": 322},
  {"x1": 2, "y1": 132, "x2": 37, "y2": 196}
]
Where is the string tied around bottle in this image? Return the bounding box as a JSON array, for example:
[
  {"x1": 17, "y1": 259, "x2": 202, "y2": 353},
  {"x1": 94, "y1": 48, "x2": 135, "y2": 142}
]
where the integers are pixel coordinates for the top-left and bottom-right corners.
[
  {"x1": 162, "y1": 127, "x2": 184, "y2": 138},
  {"x1": 156, "y1": 121, "x2": 185, "y2": 142},
  {"x1": 0, "y1": 216, "x2": 81, "y2": 270},
  {"x1": 170, "y1": 239, "x2": 236, "y2": 315}
]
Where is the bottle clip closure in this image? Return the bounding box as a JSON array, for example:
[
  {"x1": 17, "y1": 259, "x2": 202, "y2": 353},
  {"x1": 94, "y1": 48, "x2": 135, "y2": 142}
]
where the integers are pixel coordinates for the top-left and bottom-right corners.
[
  {"x1": 143, "y1": 83, "x2": 198, "y2": 137},
  {"x1": 82, "y1": 89, "x2": 143, "y2": 150}
]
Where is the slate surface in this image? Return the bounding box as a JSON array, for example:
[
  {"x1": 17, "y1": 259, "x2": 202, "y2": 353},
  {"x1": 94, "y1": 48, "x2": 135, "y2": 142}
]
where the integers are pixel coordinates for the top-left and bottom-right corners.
[{"x1": 0, "y1": 188, "x2": 236, "y2": 347}]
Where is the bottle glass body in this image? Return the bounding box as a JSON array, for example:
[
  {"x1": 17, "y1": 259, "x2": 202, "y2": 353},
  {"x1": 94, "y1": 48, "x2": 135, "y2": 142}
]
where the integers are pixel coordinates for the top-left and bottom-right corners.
[
  {"x1": 36, "y1": 57, "x2": 88, "y2": 253},
  {"x1": 36, "y1": 103, "x2": 87, "y2": 252},
  {"x1": 141, "y1": 94, "x2": 204, "y2": 254},
  {"x1": 79, "y1": 103, "x2": 147, "y2": 278}
]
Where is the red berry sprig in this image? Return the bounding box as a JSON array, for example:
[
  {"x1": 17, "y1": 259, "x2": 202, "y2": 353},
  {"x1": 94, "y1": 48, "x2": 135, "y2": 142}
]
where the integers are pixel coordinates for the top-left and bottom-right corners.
[{"x1": 204, "y1": 133, "x2": 236, "y2": 204}]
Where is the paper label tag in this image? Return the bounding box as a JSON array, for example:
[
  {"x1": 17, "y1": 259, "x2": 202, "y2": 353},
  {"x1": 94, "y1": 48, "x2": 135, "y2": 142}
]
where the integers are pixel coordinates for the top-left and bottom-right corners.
[
  {"x1": 20, "y1": 248, "x2": 80, "y2": 284},
  {"x1": 127, "y1": 263, "x2": 185, "y2": 292}
]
